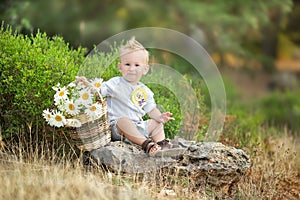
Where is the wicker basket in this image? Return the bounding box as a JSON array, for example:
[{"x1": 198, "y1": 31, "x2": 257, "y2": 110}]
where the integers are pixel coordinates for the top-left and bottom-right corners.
[{"x1": 70, "y1": 92, "x2": 111, "y2": 151}]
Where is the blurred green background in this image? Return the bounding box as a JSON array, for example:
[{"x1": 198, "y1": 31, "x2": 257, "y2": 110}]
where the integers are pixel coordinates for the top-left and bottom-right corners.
[
  {"x1": 1, "y1": 0, "x2": 298, "y2": 60},
  {"x1": 1, "y1": 0, "x2": 300, "y2": 142}
]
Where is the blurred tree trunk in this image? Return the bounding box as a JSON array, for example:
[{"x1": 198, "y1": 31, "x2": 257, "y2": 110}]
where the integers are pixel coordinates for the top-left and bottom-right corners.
[
  {"x1": 262, "y1": 9, "x2": 282, "y2": 72},
  {"x1": 285, "y1": 0, "x2": 300, "y2": 46}
]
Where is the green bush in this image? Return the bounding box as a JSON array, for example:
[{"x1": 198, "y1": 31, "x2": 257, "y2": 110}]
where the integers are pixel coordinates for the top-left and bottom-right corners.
[
  {"x1": 77, "y1": 44, "x2": 121, "y2": 80},
  {"x1": 145, "y1": 84, "x2": 181, "y2": 139},
  {"x1": 259, "y1": 90, "x2": 300, "y2": 134},
  {"x1": 196, "y1": 76, "x2": 265, "y2": 149},
  {"x1": 222, "y1": 105, "x2": 265, "y2": 150},
  {"x1": 0, "y1": 24, "x2": 85, "y2": 137},
  {"x1": 144, "y1": 65, "x2": 206, "y2": 139},
  {"x1": 0, "y1": 26, "x2": 204, "y2": 141}
]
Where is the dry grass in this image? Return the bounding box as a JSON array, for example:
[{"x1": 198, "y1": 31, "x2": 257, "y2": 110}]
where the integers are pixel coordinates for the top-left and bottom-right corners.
[
  {"x1": 234, "y1": 134, "x2": 300, "y2": 200},
  {"x1": 0, "y1": 157, "x2": 153, "y2": 200},
  {"x1": 0, "y1": 130, "x2": 299, "y2": 200}
]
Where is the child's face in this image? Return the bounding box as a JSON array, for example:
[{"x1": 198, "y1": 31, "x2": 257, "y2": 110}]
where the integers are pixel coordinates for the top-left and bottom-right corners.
[{"x1": 118, "y1": 50, "x2": 149, "y2": 85}]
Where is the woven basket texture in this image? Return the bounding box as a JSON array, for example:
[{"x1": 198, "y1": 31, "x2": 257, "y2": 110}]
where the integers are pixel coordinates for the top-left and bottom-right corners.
[{"x1": 71, "y1": 98, "x2": 111, "y2": 151}]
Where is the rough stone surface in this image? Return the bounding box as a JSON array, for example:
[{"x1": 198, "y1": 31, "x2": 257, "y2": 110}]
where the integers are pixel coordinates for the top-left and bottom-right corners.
[{"x1": 87, "y1": 137, "x2": 251, "y2": 187}]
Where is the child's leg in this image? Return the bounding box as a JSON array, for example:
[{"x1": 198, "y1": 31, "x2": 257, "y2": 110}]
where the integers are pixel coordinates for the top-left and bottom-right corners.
[
  {"x1": 117, "y1": 117, "x2": 161, "y2": 156},
  {"x1": 148, "y1": 119, "x2": 173, "y2": 150},
  {"x1": 116, "y1": 117, "x2": 145, "y2": 145},
  {"x1": 147, "y1": 119, "x2": 165, "y2": 142}
]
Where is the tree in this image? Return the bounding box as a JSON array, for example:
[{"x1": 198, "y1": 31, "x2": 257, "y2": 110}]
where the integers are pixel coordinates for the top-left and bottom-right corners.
[
  {"x1": 0, "y1": 0, "x2": 294, "y2": 70},
  {"x1": 285, "y1": 0, "x2": 300, "y2": 46},
  {"x1": 175, "y1": 0, "x2": 293, "y2": 70}
]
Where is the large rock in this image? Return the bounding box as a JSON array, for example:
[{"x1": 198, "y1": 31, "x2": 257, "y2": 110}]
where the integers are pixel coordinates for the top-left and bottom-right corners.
[{"x1": 87, "y1": 137, "x2": 251, "y2": 187}]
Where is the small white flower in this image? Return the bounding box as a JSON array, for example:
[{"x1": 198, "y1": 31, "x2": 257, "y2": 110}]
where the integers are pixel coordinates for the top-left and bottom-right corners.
[
  {"x1": 66, "y1": 119, "x2": 81, "y2": 128},
  {"x1": 84, "y1": 102, "x2": 102, "y2": 119},
  {"x1": 43, "y1": 77, "x2": 106, "y2": 128},
  {"x1": 49, "y1": 110, "x2": 66, "y2": 128},
  {"x1": 56, "y1": 101, "x2": 66, "y2": 112},
  {"x1": 67, "y1": 82, "x2": 76, "y2": 88},
  {"x1": 90, "y1": 78, "x2": 103, "y2": 92},
  {"x1": 64, "y1": 100, "x2": 80, "y2": 116},
  {"x1": 76, "y1": 82, "x2": 89, "y2": 90},
  {"x1": 42, "y1": 109, "x2": 52, "y2": 123},
  {"x1": 54, "y1": 86, "x2": 69, "y2": 103},
  {"x1": 76, "y1": 88, "x2": 93, "y2": 106},
  {"x1": 52, "y1": 83, "x2": 61, "y2": 91}
]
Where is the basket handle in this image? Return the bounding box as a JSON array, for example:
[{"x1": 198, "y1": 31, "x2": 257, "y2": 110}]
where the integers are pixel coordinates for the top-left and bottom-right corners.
[{"x1": 95, "y1": 90, "x2": 104, "y2": 103}]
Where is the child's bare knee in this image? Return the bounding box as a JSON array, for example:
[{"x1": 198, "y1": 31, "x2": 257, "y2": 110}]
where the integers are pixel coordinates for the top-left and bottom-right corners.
[{"x1": 117, "y1": 117, "x2": 133, "y2": 126}]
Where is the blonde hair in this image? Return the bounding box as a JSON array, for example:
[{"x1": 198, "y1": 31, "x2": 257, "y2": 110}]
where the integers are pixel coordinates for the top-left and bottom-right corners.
[{"x1": 119, "y1": 37, "x2": 149, "y2": 63}]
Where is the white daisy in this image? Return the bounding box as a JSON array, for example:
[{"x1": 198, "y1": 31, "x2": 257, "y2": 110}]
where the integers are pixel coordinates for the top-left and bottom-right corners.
[
  {"x1": 90, "y1": 78, "x2": 103, "y2": 92},
  {"x1": 42, "y1": 109, "x2": 52, "y2": 123},
  {"x1": 52, "y1": 83, "x2": 61, "y2": 91},
  {"x1": 56, "y1": 101, "x2": 66, "y2": 112},
  {"x1": 84, "y1": 102, "x2": 102, "y2": 119},
  {"x1": 54, "y1": 86, "x2": 69, "y2": 103},
  {"x1": 66, "y1": 119, "x2": 81, "y2": 128},
  {"x1": 75, "y1": 81, "x2": 89, "y2": 91},
  {"x1": 49, "y1": 110, "x2": 66, "y2": 128},
  {"x1": 64, "y1": 100, "x2": 80, "y2": 116},
  {"x1": 67, "y1": 82, "x2": 76, "y2": 88},
  {"x1": 76, "y1": 88, "x2": 93, "y2": 106}
]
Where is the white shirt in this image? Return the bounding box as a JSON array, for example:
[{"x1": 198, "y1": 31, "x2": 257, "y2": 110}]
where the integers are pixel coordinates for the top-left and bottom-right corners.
[{"x1": 100, "y1": 77, "x2": 156, "y2": 122}]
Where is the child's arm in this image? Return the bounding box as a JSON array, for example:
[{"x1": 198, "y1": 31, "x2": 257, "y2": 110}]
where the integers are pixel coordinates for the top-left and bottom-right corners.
[
  {"x1": 148, "y1": 108, "x2": 175, "y2": 124},
  {"x1": 75, "y1": 76, "x2": 90, "y2": 86},
  {"x1": 76, "y1": 76, "x2": 107, "y2": 96}
]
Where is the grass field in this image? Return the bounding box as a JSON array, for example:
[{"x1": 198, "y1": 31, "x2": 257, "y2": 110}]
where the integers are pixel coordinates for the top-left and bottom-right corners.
[{"x1": 1, "y1": 127, "x2": 299, "y2": 200}]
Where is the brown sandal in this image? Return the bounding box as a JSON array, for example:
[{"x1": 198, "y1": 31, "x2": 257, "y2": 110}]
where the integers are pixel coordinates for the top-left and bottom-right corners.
[
  {"x1": 142, "y1": 139, "x2": 161, "y2": 157},
  {"x1": 157, "y1": 139, "x2": 173, "y2": 150}
]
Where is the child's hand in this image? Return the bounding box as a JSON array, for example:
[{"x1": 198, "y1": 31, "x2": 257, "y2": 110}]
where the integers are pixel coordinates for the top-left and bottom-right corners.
[
  {"x1": 159, "y1": 112, "x2": 175, "y2": 124},
  {"x1": 75, "y1": 76, "x2": 90, "y2": 86}
]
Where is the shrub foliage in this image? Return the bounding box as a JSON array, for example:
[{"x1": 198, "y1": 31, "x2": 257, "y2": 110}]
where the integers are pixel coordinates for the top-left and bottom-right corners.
[
  {"x1": 260, "y1": 90, "x2": 300, "y2": 134},
  {"x1": 0, "y1": 24, "x2": 85, "y2": 137},
  {"x1": 0, "y1": 25, "x2": 204, "y2": 140}
]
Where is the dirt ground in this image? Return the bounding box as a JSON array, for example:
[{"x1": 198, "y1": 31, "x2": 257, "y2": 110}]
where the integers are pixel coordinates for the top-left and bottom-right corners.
[{"x1": 219, "y1": 67, "x2": 299, "y2": 101}]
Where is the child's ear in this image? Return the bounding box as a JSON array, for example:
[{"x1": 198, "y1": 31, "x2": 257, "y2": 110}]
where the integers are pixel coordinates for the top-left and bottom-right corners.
[
  {"x1": 117, "y1": 62, "x2": 122, "y2": 70},
  {"x1": 143, "y1": 65, "x2": 149, "y2": 75}
]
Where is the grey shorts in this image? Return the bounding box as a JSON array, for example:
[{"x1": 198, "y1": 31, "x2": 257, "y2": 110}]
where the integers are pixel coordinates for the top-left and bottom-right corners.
[{"x1": 110, "y1": 120, "x2": 149, "y2": 143}]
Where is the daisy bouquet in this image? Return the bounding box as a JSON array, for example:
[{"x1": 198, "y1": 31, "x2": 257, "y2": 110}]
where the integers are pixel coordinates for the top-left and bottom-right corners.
[{"x1": 43, "y1": 77, "x2": 104, "y2": 128}]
